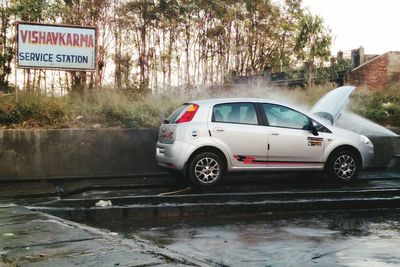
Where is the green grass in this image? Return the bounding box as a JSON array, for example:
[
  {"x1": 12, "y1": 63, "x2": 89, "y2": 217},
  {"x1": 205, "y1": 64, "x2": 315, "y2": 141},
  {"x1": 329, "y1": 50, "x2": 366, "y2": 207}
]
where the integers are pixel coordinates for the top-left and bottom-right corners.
[
  {"x1": 350, "y1": 84, "x2": 400, "y2": 126},
  {"x1": 0, "y1": 83, "x2": 399, "y2": 129},
  {"x1": 0, "y1": 90, "x2": 183, "y2": 128},
  {"x1": 0, "y1": 93, "x2": 67, "y2": 127}
]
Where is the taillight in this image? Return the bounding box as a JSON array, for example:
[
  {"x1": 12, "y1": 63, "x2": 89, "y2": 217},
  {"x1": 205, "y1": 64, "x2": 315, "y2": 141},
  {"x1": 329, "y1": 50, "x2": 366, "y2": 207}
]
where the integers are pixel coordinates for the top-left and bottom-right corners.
[{"x1": 176, "y1": 104, "x2": 199, "y2": 123}]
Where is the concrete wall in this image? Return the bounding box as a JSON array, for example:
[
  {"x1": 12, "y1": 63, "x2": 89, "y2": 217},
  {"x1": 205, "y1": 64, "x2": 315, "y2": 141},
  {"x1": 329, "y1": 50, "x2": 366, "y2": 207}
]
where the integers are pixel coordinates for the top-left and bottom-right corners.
[
  {"x1": 347, "y1": 51, "x2": 400, "y2": 90},
  {"x1": 0, "y1": 129, "x2": 398, "y2": 179},
  {"x1": 0, "y1": 129, "x2": 162, "y2": 179}
]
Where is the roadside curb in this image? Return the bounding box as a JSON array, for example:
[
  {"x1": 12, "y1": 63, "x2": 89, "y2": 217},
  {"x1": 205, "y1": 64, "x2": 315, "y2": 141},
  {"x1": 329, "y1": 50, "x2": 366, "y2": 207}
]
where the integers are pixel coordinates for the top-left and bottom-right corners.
[{"x1": 0, "y1": 172, "x2": 168, "y2": 182}]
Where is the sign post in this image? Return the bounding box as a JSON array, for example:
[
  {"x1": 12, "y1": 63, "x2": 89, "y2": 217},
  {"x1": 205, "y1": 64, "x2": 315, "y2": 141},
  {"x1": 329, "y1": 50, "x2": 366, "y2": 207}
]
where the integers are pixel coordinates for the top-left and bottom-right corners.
[
  {"x1": 14, "y1": 59, "x2": 18, "y2": 101},
  {"x1": 14, "y1": 22, "x2": 18, "y2": 101}
]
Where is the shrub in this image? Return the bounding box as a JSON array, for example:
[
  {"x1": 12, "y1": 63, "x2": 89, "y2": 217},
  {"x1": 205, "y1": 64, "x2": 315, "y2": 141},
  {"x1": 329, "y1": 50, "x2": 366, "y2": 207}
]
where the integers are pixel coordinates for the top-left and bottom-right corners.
[
  {"x1": 0, "y1": 83, "x2": 399, "y2": 129},
  {"x1": 350, "y1": 83, "x2": 400, "y2": 125},
  {"x1": 0, "y1": 102, "x2": 20, "y2": 124}
]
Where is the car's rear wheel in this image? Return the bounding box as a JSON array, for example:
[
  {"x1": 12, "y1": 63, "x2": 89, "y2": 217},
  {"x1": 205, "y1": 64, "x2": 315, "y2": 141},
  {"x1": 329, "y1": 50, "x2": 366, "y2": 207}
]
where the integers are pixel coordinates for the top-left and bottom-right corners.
[
  {"x1": 189, "y1": 152, "x2": 223, "y2": 187},
  {"x1": 326, "y1": 149, "x2": 361, "y2": 182}
]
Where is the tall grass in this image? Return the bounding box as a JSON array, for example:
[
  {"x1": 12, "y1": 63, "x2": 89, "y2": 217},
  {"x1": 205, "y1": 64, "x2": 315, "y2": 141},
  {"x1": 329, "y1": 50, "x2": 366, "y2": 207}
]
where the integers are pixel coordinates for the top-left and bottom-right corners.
[
  {"x1": 0, "y1": 90, "x2": 185, "y2": 128},
  {"x1": 350, "y1": 83, "x2": 400, "y2": 126},
  {"x1": 0, "y1": 83, "x2": 399, "y2": 128},
  {"x1": 0, "y1": 93, "x2": 67, "y2": 127}
]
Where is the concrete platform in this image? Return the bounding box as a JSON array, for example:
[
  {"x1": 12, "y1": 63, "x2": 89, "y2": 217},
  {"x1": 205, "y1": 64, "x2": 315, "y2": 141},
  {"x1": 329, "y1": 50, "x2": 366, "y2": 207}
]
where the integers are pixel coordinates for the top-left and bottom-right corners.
[{"x1": 0, "y1": 204, "x2": 211, "y2": 267}]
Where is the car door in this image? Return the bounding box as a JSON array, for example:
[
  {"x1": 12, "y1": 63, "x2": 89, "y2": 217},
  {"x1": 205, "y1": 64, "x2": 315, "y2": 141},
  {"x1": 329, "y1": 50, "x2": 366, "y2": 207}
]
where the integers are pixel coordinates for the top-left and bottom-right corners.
[
  {"x1": 209, "y1": 102, "x2": 268, "y2": 168},
  {"x1": 261, "y1": 103, "x2": 324, "y2": 168}
]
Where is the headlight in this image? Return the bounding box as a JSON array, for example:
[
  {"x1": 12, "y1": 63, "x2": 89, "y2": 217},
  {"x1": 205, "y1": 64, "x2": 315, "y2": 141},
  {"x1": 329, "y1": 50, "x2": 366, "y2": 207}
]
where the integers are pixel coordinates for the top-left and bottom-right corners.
[{"x1": 360, "y1": 135, "x2": 371, "y2": 145}]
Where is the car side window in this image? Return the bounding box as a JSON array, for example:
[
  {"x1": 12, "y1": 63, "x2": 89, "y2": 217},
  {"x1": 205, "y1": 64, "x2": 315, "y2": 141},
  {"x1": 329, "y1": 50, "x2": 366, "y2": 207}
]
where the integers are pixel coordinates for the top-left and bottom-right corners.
[
  {"x1": 213, "y1": 103, "x2": 258, "y2": 125},
  {"x1": 262, "y1": 103, "x2": 309, "y2": 130}
]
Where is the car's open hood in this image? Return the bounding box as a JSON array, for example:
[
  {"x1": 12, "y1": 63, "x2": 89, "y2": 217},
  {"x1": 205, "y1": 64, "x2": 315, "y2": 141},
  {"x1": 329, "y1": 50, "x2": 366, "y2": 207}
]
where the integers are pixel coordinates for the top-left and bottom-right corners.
[{"x1": 310, "y1": 86, "x2": 356, "y2": 125}]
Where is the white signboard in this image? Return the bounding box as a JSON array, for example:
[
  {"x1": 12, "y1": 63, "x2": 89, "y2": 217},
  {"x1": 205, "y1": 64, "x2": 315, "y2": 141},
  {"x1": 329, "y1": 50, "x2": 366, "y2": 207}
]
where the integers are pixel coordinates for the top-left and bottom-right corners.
[{"x1": 17, "y1": 22, "x2": 96, "y2": 71}]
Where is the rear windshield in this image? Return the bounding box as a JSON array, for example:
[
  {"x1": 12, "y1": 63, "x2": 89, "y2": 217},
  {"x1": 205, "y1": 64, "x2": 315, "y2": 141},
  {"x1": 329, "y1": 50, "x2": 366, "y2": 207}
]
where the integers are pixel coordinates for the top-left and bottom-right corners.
[{"x1": 165, "y1": 104, "x2": 189, "y2": 124}]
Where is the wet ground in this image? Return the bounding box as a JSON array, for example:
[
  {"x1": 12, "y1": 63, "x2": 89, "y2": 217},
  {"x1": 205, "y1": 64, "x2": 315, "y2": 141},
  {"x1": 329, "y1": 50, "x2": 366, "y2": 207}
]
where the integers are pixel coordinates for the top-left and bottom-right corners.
[
  {"x1": 120, "y1": 211, "x2": 400, "y2": 267},
  {"x1": 39, "y1": 170, "x2": 400, "y2": 200},
  {"x1": 2, "y1": 170, "x2": 400, "y2": 266},
  {"x1": 0, "y1": 204, "x2": 209, "y2": 266}
]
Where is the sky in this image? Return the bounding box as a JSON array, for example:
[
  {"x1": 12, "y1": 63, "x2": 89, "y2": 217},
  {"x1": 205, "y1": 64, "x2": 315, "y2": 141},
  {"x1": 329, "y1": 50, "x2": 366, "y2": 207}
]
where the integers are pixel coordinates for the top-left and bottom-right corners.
[{"x1": 302, "y1": 0, "x2": 400, "y2": 55}]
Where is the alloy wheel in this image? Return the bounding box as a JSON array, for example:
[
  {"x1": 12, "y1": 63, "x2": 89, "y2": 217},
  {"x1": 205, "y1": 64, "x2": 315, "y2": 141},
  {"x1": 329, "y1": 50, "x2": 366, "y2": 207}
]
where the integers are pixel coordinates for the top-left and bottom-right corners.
[
  {"x1": 334, "y1": 154, "x2": 356, "y2": 180},
  {"x1": 194, "y1": 157, "x2": 220, "y2": 184}
]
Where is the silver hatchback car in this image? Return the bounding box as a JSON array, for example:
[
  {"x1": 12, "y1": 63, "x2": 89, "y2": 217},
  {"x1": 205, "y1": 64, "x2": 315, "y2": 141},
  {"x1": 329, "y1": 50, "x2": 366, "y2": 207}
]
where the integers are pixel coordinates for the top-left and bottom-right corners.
[{"x1": 156, "y1": 86, "x2": 374, "y2": 187}]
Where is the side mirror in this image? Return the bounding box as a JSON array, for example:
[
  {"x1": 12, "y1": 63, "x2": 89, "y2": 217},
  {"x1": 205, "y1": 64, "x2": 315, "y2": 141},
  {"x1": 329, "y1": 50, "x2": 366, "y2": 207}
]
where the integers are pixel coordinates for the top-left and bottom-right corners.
[{"x1": 310, "y1": 121, "x2": 319, "y2": 136}]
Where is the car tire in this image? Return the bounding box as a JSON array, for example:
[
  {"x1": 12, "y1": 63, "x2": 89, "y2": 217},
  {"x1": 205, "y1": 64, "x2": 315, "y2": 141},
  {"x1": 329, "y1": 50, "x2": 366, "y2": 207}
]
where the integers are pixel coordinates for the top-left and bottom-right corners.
[
  {"x1": 326, "y1": 149, "x2": 361, "y2": 182},
  {"x1": 188, "y1": 152, "x2": 224, "y2": 187}
]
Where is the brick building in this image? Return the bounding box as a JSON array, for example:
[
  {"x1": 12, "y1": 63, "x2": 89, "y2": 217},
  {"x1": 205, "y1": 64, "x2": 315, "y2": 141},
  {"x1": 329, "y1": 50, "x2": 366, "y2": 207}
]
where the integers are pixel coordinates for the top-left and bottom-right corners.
[{"x1": 347, "y1": 51, "x2": 400, "y2": 90}]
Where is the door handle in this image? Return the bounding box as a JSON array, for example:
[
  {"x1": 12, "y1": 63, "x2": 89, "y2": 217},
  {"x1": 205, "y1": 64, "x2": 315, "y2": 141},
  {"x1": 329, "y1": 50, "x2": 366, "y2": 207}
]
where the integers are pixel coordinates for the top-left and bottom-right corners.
[
  {"x1": 271, "y1": 132, "x2": 279, "y2": 136},
  {"x1": 213, "y1": 127, "x2": 225, "y2": 132}
]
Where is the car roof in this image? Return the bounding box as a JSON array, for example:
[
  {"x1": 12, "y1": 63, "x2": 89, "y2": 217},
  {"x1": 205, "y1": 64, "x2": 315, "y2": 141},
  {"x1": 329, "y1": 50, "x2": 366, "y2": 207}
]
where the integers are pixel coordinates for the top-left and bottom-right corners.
[
  {"x1": 189, "y1": 98, "x2": 308, "y2": 112},
  {"x1": 190, "y1": 98, "x2": 282, "y2": 105}
]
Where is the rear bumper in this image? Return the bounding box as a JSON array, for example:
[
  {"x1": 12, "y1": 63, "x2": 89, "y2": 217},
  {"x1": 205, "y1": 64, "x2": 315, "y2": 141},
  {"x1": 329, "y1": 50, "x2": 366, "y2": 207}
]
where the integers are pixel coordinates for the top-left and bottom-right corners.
[{"x1": 156, "y1": 140, "x2": 195, "y2": 171}]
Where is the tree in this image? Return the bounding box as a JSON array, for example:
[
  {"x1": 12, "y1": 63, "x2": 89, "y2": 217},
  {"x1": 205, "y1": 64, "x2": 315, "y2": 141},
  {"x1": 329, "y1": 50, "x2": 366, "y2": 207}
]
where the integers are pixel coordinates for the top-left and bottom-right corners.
[
  {"x1": 124, "y1": 0, "x2": 158, "y2": 94},
  {"x1": 294, "y1": 12, "x2": 332, "y2": 85},
  {"x1": 0, "y1": 1, "x2": 13, "y2": 92},
  {"x1": 0, "y1": 0, "x2": 333, "y2": 94}
]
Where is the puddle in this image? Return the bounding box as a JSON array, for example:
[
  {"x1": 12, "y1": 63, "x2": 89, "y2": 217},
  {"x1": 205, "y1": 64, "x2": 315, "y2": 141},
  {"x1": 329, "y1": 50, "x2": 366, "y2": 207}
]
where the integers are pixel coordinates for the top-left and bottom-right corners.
[{"x1": 115, "y1": 211, "x2": 400, "y2": 266}]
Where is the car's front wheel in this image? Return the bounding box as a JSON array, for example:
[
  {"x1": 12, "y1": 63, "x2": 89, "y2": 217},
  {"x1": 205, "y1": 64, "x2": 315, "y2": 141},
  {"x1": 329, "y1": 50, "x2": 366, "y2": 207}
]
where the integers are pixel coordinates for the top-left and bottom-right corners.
[
  {"x1": 326, "y1": 149, "x2": 361, "y2": 182},
  {"x1": 189, "y1": 152, "x2": 224, "y2": 187}
]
